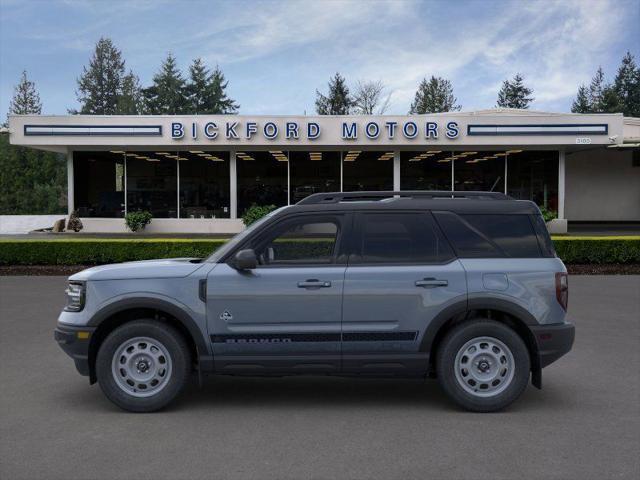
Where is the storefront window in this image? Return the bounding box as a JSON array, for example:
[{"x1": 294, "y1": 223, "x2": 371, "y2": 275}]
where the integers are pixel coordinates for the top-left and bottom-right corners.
[
  {"x1": 454, "y1": 151, "x2": 505, "y2": 192},
  {"x1": 507, "y1": 150, "x2": 558, "y2": 210},
  {"x1": 401, "y1": 150, "x2": 453, "y2": 190},
  {"x1": 343, "y1": 150, "x2": 394, "y2": 191},
  {"x1": 237, "y1": 150, "x2": 288, "y2": 215},
  {"x1": 178, "y1": 151, "x2": 230, "y2": 218},
  {"x1": 289, "y1": 151, "x2": 340, "y2": 203},
  {"x1": 73, "y1": 151, "x2": 125, "y2": 217},
  {"x1": 126, "y1": 152, "x2": 177, "y2": 218}
]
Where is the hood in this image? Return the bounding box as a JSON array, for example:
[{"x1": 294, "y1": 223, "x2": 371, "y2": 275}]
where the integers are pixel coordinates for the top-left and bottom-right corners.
[{"x1": 69, "y1": 258, "x2": 205, "y2": 281}]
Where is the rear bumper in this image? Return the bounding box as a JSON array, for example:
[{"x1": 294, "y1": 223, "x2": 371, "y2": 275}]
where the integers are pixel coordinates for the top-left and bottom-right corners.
[
  {"x1": 54, "y1": 324, "x2": 96, "y2": 376},
  {"x1": 530, "y1": 322, "x2": 575, "y2": 368}
]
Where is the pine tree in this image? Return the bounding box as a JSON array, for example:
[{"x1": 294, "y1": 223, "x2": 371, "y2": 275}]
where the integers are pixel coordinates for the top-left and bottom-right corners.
[
  {"x1": 74, "y1": 37, "x2": 126, "y2": 114},
  {"x1": 143, "y1": 53, "x2": 188, "y2": 114},
  {"x1": 496, "y1": 74, "x2": 534, "y2": 109},
  {"x1": 571, "y1": 85, "x2": 591, "y2": 113},
  {"x1": 9, "y1": 70, "x2": 42, "y2": 116},
  {"x1": 208, "y1": 65, "x2": 239, "y2": 114},
  {"x1": 117, "y1": 71, "x2": 144, "y2": 114},
  {"x1": 185, "y1": 59, "x2": 239, "y2": 114},
  {"x1": 409, "y1": 76, "x2": 461, "y2": 114},
  {"x1": 613, "y1": 51, "x2": 640, "y2": 117},
  {"x1": 588, "y1": 67, "x2": 607, "y2": 112},
  {"x1": 315, "y1": 73, "x2": 353, "y2": 115}
]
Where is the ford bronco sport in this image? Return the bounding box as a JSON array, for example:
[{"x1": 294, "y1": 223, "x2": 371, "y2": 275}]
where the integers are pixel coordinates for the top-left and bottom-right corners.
[{"x1": 55, "y1": 191, "x2": 574, "y2": 412}]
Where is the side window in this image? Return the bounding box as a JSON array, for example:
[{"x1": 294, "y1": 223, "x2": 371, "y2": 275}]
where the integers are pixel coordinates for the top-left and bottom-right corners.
[
  {"x1": 433, "y1": 211, "x2": 501, "y2": 258},
  {"x1": 353, "y1": 212, "x2": 454, "y2": 264},
  {"x1": 254, "y1": 217, "x2": 339, "y2": 266}
]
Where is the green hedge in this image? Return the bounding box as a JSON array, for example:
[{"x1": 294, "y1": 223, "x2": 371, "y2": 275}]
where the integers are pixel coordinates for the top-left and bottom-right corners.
[{"x1": 0, "y1": 237, "x2": 638, "y2": 266}]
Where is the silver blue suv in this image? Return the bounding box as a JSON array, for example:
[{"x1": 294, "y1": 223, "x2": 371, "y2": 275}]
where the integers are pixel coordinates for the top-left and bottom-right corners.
[{"x1": 55, "y1": 191, "x2": 575, "y2": 412}]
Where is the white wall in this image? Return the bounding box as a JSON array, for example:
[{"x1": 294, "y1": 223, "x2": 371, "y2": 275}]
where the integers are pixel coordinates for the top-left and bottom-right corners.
[
  {"x1": 0, "y1": 215, "x2": 67, "y2": 234},
  {"x1": 81, "y1": 218, "x2": 244, "y2": 234},
  {"x1": 566, "y1": 149, "x2": 640, "y2": 221}
]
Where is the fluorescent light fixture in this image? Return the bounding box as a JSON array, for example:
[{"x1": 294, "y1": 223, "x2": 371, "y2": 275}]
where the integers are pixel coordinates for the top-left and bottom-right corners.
[
  {"x1": 506, "y1": 149, "x2": 523, "y2": 154},
  {"x1": 110, "y1": 150, "x2": 125, "y2": 154},
  {"x1": 495, "y1": 153, "x2": 507, "y2": 157},
  {"x1": 134, "y1": 156, "x2": 148, "y2": 159},
  {"x1": 189, "y1": 150, "x2": 204, "y2": 154},
  {"x1": 427, "y1": 150, "x2": 442, "y2": 154},
  {"x1": 146, "y1": 158, "x2": 161, "y2": 162},
  {"x1": 156, "y1": 152, "x2": 170, "y2": 156},
  {"x1": 437, "y1": 159, "x2": 451, "y2": 163}
]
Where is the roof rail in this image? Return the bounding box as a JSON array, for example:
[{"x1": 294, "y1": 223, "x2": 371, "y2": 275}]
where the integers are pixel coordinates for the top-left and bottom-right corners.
[{"x1": 297, "y1": 191, "x2": 511, "y2": 205}]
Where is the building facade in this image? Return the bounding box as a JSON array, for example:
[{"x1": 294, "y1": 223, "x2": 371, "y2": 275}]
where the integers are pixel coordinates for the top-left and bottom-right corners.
[{"x1": 8, "y1": 109, "x2": 640, "y2": 234}]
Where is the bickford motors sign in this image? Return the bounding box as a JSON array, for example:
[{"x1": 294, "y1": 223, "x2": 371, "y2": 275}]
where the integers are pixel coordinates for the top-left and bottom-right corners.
[{"x1": 171, "y1": 119, "x2": 461, "y2": 141}]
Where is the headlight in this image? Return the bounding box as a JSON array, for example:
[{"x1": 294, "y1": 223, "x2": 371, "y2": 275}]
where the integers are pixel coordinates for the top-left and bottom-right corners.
[{"x1": 64, "y1": 282, "x2": 85, "y2": 312}]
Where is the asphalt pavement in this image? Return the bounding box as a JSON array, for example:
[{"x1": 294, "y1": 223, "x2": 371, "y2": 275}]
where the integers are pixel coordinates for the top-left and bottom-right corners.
[{"x1": 0, "y1": 275, "x2": 638, "y2": 480}]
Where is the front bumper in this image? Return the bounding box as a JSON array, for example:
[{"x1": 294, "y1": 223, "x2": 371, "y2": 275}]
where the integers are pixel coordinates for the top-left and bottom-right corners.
[
  {"x1": 54, "y1": 324, "x2": 96, "y2": 376},
  {"x1": 530, "y1": 322, "x2": 575, "y2": 368}
]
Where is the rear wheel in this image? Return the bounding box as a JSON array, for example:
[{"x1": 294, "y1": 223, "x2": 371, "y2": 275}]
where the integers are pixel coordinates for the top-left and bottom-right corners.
[
  {"x1": 96, "y1": 320, "x2": 191, "y2": 412},
  {"x1": 436, "y1": 319, "x2": 530, "y2": 412}
]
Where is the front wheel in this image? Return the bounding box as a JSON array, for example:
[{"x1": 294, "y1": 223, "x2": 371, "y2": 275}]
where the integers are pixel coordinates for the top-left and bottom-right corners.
[
  {"x1": 96, "y1": 320, "x2": 191, "y2": 412},
  {"x1": 436, "y1": 319, "x2": 530, "y2": 412}
]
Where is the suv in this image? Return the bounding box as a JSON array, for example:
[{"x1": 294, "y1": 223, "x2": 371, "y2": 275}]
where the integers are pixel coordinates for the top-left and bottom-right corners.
[{"x1": 55, "y1": 191, "x2": 574, "y2": 413}]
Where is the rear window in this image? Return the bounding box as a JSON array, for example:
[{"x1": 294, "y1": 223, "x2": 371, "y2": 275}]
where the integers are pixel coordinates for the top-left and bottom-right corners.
[{"x1": 434, "y1": 212, "x2": 542, "y2": 258}]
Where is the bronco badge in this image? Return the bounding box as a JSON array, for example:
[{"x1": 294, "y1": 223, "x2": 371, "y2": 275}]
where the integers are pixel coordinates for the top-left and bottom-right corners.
[{"x1": 219, "y1": 310, "x2": 233, "y2": 322}]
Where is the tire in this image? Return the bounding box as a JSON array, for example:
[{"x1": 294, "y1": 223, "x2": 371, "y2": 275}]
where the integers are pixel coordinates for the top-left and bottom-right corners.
[
  {"x1": 96, "y1": 320, "x2": 191, "y2": 412},
  {"x1": 436, "y1": 319, "x2": 530, "y2": 412}
]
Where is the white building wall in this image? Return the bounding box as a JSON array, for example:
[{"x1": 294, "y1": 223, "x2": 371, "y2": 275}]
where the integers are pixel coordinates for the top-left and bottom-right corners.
[
  {"x1": 0, "y1": 215, "x2": 67, "y2": 234},
  {"x1": 565, "y1": 148, "x2": 640, "y2": 221}
]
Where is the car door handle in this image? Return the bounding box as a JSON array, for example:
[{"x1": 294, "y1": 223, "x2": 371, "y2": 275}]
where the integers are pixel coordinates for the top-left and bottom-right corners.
[
  {"x1": 415, "y1": 278, "x2": 448, "y2": 288},
  {"x1": 297, "y1": 279, "x2": 332, "y2": 288}
]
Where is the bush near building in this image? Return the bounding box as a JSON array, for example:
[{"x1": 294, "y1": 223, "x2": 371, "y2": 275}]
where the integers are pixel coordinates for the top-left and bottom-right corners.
[{"x1": 0, "y1": 237, "x2": 638, "y2": 266}]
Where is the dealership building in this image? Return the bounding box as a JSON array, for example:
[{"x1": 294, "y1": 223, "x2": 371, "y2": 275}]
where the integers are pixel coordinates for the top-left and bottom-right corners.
[{"x1": 8, "y1": 109, "x2": 640, "y2": 234}]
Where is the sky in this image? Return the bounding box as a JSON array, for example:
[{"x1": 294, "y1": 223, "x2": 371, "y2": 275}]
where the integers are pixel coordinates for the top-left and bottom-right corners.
[{"x1": 0, "y1": 0, "x2": 638, "y2": 119}]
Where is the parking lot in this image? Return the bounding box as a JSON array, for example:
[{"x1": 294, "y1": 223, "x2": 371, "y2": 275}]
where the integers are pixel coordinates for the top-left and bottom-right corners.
[{"x1": 1, "y1": 275, "x2": 638, "y2": 480}]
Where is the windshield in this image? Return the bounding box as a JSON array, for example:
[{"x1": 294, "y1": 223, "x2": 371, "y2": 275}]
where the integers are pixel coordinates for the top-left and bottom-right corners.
[{"x1": 206, "y1": 206, "x2": 289, "y2": 263}]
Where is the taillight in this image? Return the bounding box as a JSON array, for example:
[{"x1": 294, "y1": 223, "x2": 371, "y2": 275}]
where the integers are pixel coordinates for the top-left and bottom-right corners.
[{"x1": 555, "y1": 272, "x2": 568, "y2": 311}]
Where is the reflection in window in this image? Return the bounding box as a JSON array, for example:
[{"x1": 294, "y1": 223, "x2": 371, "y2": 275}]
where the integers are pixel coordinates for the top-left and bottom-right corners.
[
  {"x1": 343, "y1": 151, "x2": 393, "y2": 191},
  {"x1": 126, "y1": 152, "x2": 177, "y2": 218},
  {"x1": 507, "y1": 150, "x2": 558, "y2": 211},
  {"x1": 73, "y1": 151, "x2": 125, "y2": 217},
  {"x1": 454, "y1": 151, "x2": 505, "y2": 192},
  {"x1": 401, "y1": 151, "x2": 452, "y2": 190},
  {"x1": 178, "y1": 151, "x2": 230, "y2": 218},
  {"x1": 257, "y1": 220, "x2": 338, "y2": 265},
  {"x1": 289, "y1": 151, "x2": 340, "y2": 203},
  {"x1": 237, "y1": 151, "x2": 288, "y2": 216}
]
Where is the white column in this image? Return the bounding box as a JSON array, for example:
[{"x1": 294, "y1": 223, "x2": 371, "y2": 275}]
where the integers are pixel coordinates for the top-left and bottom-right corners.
[
  {"x1": 340, "y1": 151, "x2": 344, "y2": 192},
  {"x1": 287, "y1": 151, "x2": 291, "y2": 205},
  {"x1": 393, "y1": 150, "x2": 401, "y2": 191},
  {"x1": 230, "y1": 150, "x2": 237, "y2": 219},
  {"x1": 66, "y1": 149, "x2": 74, "y2": 215},
  {"x1": 176, "y1": 158, "x2": 180, "y2": 219},
  {"x1": 558, "y1": 149, "x2": 566, "y2": 220},
  {"x1": 504, "y1": 153, "x2": 508, "y2": 195}
]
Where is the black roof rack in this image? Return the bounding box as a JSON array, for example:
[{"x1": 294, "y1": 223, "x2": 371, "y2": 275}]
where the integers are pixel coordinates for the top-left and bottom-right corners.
[{"x1": 297, "y1": 190, "x2": 511, "y2": 205}]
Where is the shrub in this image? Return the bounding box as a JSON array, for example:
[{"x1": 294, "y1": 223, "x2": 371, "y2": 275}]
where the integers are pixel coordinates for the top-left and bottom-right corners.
[
  {"x1": 539, "y1": 206, "x2": 557, "y2": 223},
  {"x1": 242, "y1": 204, "x2": 277, "y2": 226},
  {"x1": 66, "y1": 210, "x2": 83, "y2": 232},
  {"x1": 125, "y1": 211, "x2": 153, "y2": 232},
  {"x1": 551, "y1": 237, "x2": 640, "y2": 264}
]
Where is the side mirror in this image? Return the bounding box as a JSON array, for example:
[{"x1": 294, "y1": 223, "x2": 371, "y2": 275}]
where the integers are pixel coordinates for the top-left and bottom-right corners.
[{"x1": 233, "y1": 249, "x2": 258, "y2": 270}]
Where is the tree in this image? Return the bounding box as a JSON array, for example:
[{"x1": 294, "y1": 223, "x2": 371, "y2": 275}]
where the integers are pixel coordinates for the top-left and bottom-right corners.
[
  {"x1": 353, "y1": 80, "x2": 391, "y2": 114},
  {"x1": 315, "y1": 73, "x2": 353, "y2": 115},
  {"x1": 613, "y1": 51, "x2": 640, "y2": 117},
  {"x1": 143, "y1": 53, "x2": 188, "y2": 114},
  {"x1": 571, "y1": 85, "x2": 590, "y2": 113},
  {"x1": 587, "y1": 67, "x2": 607, "y2": 112},
  {"x1": 8, "y1": 70, "x2": 42, "y2": 116},
  {"x1": 185, "y1": 59, "x2": 239, "y2": 114},
  {"x1": 116, "y1": 70, "x2": 144, "y2": 115},
  {"x1": 74, "y1": 37, "x2": 126, "y2": 114},
  {"x1": 409, "y1": 76, "x2": 461, "y2": 114},
  {"x1": 496, "y1": 73, "x2": 534, "y2": 109}
]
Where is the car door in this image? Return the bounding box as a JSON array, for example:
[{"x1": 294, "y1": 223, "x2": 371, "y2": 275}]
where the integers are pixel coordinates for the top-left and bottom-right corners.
[
  {"x1": 206, "y1": 213, "x2": 349, "y2": 374},
  {"x1": 341, "y1": 211, "x2": 467, "y2": 375}
]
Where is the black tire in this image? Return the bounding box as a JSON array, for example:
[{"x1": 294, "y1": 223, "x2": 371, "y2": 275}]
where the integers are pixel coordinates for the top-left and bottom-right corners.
[
  {"x1": 96, "y1": 320, "x2": 191, "y2": 412},
  {"x1": 436, "y1": 319, "x2": 530, "y2": 412}
]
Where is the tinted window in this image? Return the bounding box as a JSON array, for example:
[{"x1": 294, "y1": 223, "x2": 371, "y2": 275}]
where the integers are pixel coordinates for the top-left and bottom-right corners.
[
  {"x1": 434, "y1": 212, "x2": 541, "y2": 258},
  {"x1": 354, "y1": 213, "x2": 454, "y2": 264},
  {"x1": 255, "y1": 218, "x2": 339, "y2": 265},
  {"x1": 531, "y1": 214, "x2": 556, "y2": 257}
]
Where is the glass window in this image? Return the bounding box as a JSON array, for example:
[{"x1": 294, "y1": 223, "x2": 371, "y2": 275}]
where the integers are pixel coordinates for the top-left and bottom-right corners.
[
  {"x1": 126, "y1": 152, "x2": 177, "y2": 218},
  {"x1": 507, "y1": 150, "x2": 558, "y2": 211},
  {"x1": 237, "y1": 150, "x2": 288, "y2": 216},
  {"x1": 178, "y1": 151, "x2": 230, "y2": 218},
  {"x1": 454, "y1": 151, "x2": 505, "y2": 192},
  {"x1": 255, "y1": 218, "x2": 339, "y2": 266},
  {"x1": 353, "y1": 213, "x2": 454, "y2": 264},
  {"x1": 289, "y1": 151, "x2": 340, "y2": 203},
  {"x1": 343, "y1": 150, "x2": 393, "y2": 192},
  {"x1": 401, "y1": 150, "x2": 452, "y2": 190},
  {"x1": 73, "y1": 151, "x2": 125, "y2": 218}
]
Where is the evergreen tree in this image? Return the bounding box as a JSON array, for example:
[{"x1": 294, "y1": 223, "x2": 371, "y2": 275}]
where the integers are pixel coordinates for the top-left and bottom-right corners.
[
  {"x1": 409, "y1": 76, "x2": 461, "y2": 114},
  {"x1": 8, "y1": 70, "x2": 42, "y2": 116},
  {"x1": 496, "y1": 73, "x2": 534, "y2": 109},
  {"x1": 315, "y1": 73, "x2": 353, "y2": 115},
  {"x1": 613, "y1": 51, "x2": 640, "y2": 117},
  {"x1": 571, "y1": 85, "x2": 591, "y2": 113},
  {"x1": 588, "y1": 67, "x2": 607, "y2": 112},
  {"x1": 74, "y1": 37, "x2": 126, "y2": 114},
  {"x1": 185, "y1": 59, "x2": 239, "y2": 114},
  {"x1": 143, "y1": 53, "x2": 188, "y2": 114},
  {"x1": 117, "y1": 71, "x2": 144, "y2": 115},
  {"x1": 208, "y1": 65, "x2": 239, "y2": 114}
]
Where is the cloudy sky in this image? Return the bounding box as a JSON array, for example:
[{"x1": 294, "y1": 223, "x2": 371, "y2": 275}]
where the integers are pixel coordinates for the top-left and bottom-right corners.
[{"x1": 1, "y1": 0, "x2": 638, "y2": 118}]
